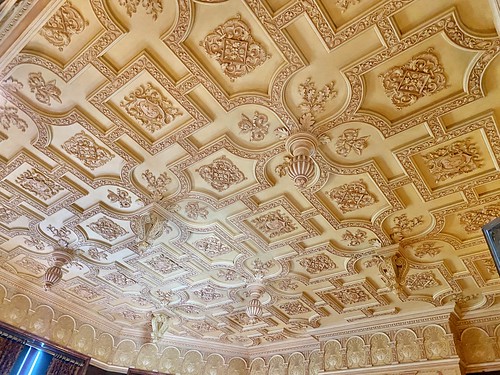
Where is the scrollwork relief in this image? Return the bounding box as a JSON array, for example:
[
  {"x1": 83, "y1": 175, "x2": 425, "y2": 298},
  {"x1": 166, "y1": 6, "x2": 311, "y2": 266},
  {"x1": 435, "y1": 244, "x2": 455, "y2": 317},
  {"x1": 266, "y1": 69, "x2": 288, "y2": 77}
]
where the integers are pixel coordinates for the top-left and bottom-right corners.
[
  {"x1": 380, "y1": 48, "x2": 447, "y2": 108},
  {"x1": 118, "y1": 0, "x2": 163, "y2": 20},
  {"x1": 197, "y1": 155, "x2": 246, "y2": 192},
  {"x1": 251, "y1": 210, "x2": 297, "y2": 238},
  {"x1": 88, "y1": 217, "x2": 128, "y2": 241},
  {"x1": 62, "y1": 131, "x2": 115, "y2": 170},
  {"x1": 121, "y1": 83, "x2": 182, "y2": 133},
  {"x1": 39, "y1": 1, "x2": 87, "y2": 50},
  {"x1": 335, "y1": 128, "x2": 369, "y2": 157},
  {"x1": 0, "y1": 104, "x2": 28, "y2": 131},
  {"x1": 423, "y1": 139, "x2": 481, "y2": 182},
  {"x1": 27, "y1": 72, "x2": 62, "y2": 105},
  {"x1": 238, "y1": 111, "x2": 270, "y2": 141},
  {"x1": 16, "y1": 168, "x2": 63, "y2": 200},
  {"x1": 201, "y1": 15, "x2": 270, "y2": 81},
  {"x1": 298, "y1": 254, "x2": 335, "y2": 274}
]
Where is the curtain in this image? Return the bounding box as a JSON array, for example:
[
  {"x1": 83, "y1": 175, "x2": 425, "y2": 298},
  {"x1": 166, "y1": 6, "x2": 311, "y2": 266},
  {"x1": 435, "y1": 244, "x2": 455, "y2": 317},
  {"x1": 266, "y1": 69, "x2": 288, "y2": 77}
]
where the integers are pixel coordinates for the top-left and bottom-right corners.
[
  {"x1": 0, "y1": 336, "x2": 25, "y2": 373},
  {"x1": 47, "y1": 356, "x2": 81, "y2": 375}
]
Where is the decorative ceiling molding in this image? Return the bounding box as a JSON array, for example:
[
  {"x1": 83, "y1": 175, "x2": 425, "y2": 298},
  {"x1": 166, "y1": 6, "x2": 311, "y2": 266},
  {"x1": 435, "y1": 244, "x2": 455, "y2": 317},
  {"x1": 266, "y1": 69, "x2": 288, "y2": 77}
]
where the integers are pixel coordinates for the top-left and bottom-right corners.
[{"x1": 0, "y1": 0, "x2": 499, "y2": 372}]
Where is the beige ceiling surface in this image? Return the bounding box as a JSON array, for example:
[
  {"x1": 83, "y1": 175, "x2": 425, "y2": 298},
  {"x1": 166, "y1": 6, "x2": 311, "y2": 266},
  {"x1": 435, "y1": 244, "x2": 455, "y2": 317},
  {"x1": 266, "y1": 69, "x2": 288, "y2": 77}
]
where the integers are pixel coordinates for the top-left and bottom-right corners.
[{"x1": 0, "y1": 0, "x2": 500, "y2": 353}]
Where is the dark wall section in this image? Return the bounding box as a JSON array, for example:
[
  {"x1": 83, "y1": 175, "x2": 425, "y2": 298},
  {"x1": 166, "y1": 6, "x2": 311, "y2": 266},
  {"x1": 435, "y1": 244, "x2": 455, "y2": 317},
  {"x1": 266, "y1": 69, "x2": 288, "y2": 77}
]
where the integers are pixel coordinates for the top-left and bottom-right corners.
[{"x1": 86, "y1": 364, "x2": 123, "y2": 375}]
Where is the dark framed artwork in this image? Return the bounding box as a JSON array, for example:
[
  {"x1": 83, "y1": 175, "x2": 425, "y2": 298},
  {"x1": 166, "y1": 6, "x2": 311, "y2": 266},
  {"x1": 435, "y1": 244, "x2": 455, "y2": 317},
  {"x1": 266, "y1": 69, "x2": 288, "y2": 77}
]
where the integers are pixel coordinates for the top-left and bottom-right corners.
[{"x1": 482, "y1": 217, "x2": 500, "y2": 274}]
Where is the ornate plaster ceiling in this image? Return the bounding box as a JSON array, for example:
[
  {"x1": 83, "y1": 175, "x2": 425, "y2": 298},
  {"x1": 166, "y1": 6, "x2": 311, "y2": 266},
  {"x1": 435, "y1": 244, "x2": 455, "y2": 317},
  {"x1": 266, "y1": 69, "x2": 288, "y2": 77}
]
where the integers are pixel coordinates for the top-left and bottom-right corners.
[{"x1": 0, "y1": 0, "x2": 500, "y2": 359}]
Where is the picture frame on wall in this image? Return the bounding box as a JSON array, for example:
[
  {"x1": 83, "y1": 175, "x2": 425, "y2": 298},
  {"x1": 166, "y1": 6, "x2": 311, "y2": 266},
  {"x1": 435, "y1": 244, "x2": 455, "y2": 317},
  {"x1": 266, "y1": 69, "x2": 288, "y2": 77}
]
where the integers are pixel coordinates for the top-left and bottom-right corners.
[{"x1": 482, "y1": 217, "x2": 500, "y2": 274}]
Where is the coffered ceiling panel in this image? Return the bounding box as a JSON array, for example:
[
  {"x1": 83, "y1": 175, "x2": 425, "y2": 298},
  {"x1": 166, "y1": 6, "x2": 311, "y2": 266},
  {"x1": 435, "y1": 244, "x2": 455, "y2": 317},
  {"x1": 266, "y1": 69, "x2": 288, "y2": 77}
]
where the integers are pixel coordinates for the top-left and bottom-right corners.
[{"x1": 1, "y1": 0, "x2": 500, "y2": 360}]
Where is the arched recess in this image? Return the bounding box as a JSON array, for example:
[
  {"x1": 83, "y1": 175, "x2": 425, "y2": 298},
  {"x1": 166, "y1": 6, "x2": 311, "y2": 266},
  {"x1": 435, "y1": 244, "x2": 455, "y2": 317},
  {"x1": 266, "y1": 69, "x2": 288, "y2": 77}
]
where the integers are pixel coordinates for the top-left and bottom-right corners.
[
  {"x1": 28, "y1": 305, "x2": 54, "y2": 337},
  {"x1": 159, "y1": 346, "x2": 182, "y2": 374},
  {"x1": 423, "y1": 324, "x2": 450, "y2": 360},
  {"x1": 227, "y1": 357, "x2": 247, "y2": 375},
  {"x1": 69, "y1": 323, "x2": 96, "y2": 355},
  {"x1": 51, "y1": 315, "x2": 76, "y2": 346},
  {"x1": 308, "y1": 350, "x2": 323, "y2": 375},
  {"x1": 113, "y1": 340, "x2": 137, "y2": 367},
  {"x1": 3, "y1": 294, "x2": 31, "y2": 326},
  {"x1": 370, "y1": 333, "x2": 392, "y2": 366},
  {"x1": 204, "y1": 353, "x2": 225, "y2": 375},
  {"x1": 461, "y1": 327, "x2": 495, "y2": 364},
  {"x1": 268, "y1": 355, "x2": 286, "y2": 375},
  {"x1": 94, "y1": 332, "x2": 114, "y2": 362},
  {"x1": 395, "y1": 329, "x2": 420, "y2": 363},
  {"x1": 136, "y1": 343, "x2": 159, "y2": 371},
  {"x1": 249, "y1": 357, "x2": 266, "y2": 375},
  {"x1": 182, "y1": 350, "x2": 204, "y2": 375},
  {"x1": 288, "y1": 352, "x2": 305, "y2": 375},
  {"x1": 346, "y1": 336, "x2": 365, "y2": 368},
  {"x1": 324, "y1": 340, "x2": 342, "y2": 370}
]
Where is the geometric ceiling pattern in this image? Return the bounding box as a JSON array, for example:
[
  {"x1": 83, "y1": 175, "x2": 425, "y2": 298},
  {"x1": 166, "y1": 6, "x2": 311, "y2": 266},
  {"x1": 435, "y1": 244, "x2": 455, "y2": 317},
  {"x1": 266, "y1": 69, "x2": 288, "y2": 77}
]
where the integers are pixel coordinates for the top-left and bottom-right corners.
[{"x1": 1, "y1": 0, "x2": 500, "y2": 367}]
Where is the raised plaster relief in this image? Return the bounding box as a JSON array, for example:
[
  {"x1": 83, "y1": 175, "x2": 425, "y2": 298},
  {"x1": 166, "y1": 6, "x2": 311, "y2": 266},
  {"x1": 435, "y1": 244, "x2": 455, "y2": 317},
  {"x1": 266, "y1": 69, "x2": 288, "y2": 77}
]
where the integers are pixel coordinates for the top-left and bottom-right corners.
[
  {"x1": 104, "y1": 272, "x2": 137, "y2": 286},
  {"x1": 142, "y1": 169, "x2": 171, "y2": 200},
  {"x1": 15, "y1": 257, "x2": 46, "y2": 274},
  {"x1": 16, "y1": 168, "x2": 63, "y2": 200},
  {"x1": 24, "y1": 236, "x2": 45, "y2": 251},
  {"x1": 390, "y1": 213, "x2": 423, "y2": 242},
  {"x1": 332, "y1": 286, "x2": 370, "y2": 305},
  {"x1": 193, "y1": 286, "x2": 223, "y2": 302},
  {"x1": 483, "y1": 259, "x2": 498, "y2": 275},
  {"x1": 298, "y1": 78, "x2": 337, "y2": 117},
  {"x1": 370, "y1": 334, "x2": 392, "y2": 366},
  {"x1": 275, "y1": 279, "x2": 299, "y2": 291},
  {"x1": 69, "y1": 284, "x2": 99, "y2": 300},
  {"x1": 396, "y1": 330, "x2": 420, "y2": 362},
  {"x1": 121, "y1": 309, "x2": 142, "y2": 321},
  {"x1": 131, "y1": 211, "x2": 171, "y2": 251},
  {"x1": 175, "y1": 304, "x2": 200, "y2": 315},
  {"x1": 2, "y1": 77, "x2": 23, "y2": 92},
  {"x1": 156, "y1": 290, "x2": 173, "y2": 304},
  {"x1": 423, "y1": 326, "x2": 449, "y2": 359},
  {"x1": 279, "y1": 301, "x2": 310, "y2": 315},
  {"x1": 184, "y1": 201, "x2": 208, "y2": 220},
  {"x1": 342, "y1": 229, "x2": 367, "y2": 246},
  {"x1": 190, "y1": 321, "x2": 216, "y2": 332},
  {"x1": 380, "y1": 48, "x2": 447, "y2": 109},
  {"x1": 39, "y1": 1, "x2": 87, "y2": 50},
  {"x1": 423, "y1": 139, "x2": 481, "y2": 182},
  {"x1": 194, "y1": 236, "x2": 231, "y2": 257},
  {"x1": 298, "y1": 254, "x2": 336, "y2": 274},
  {"x1": 414, "y1": 242, "x2": 442, "y2": 258},
  {"x1": 238, "y1": 111, "x2": 270, "y2": 141},
  {"x1": 336, "y1": 0, "x2": 362, "y2": 12},
  {"x1": 107, "y1": 188, "x2": 132, "y2": 208},
  {"x1": 197, "y1": 155, "x2": 246, "y2": 192},
  {"x1": 459, "y1": 204, "x2": 500, "y2": 233},
  {"x1": 263, "y1": 333, "x2": 287, "y2": 343},
  {"x1": 201, "y1": 15, "x2": 269, "y2": 81},
  {"x1": 251, "y1": 210, "x2": 296, "y2": 238},
  {"x1": 0, "y1": 105, "x2": 28, "y2": 131},
  {"x1": 346, "y1": 337, "x2": 365, "y2": 368},
  {"x1": 146, "y1": 254, "x2": 180, "y2": 274},
  {"x1": 405, "y1": 271, "x2": 439, "y2": 291},
  {"x1": 0, "y1": 203, "x2": 20, "y2": 223},
  {"x1": 87, "y1": 247, "x2": 108, "y2": 261},
  {"x1": 88, "y1": 217, "x2": 128, "y2": 241},
  {"x1": 217, "y1": 269, "x2": 239, "y2": 281},
  {"x1": 335, "y1": 129, "x2": 369, "y2": 157},
  {"x1": 62, "y1": 131, "x2": 114, "y2": 170},
  {"x1": 118, "y1": 0, "x2": 163, "y2": 20},
  {"x1": 121, "y1": 83, "x2": 182, "y2": 133},
  {"x1": 324, "y1": 341, "x2": 342, "y2": 370},
  {"x1": 27, "y1": 72, "x2": 62, "y2": 105},
  {"x1": 328, "y1": 180, "x2": 376, "y2": 213}
]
